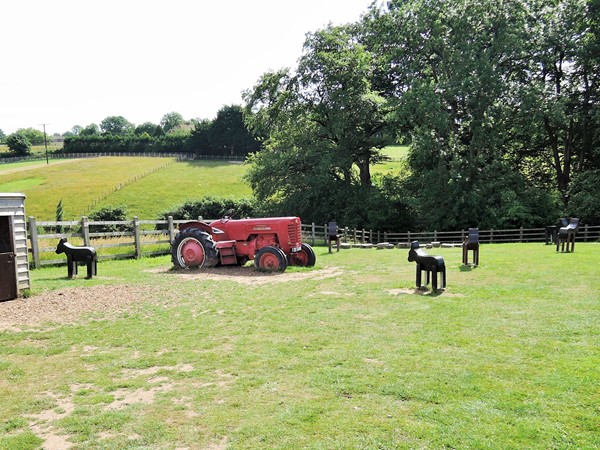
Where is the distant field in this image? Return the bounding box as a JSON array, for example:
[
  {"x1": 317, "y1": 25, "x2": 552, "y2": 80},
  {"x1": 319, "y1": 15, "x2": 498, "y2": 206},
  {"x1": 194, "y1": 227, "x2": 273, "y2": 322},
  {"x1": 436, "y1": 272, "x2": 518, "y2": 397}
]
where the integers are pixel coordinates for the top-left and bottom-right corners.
[
  {"x1": 0, "y1": 157, "x2": 250, "y2": 220},
  {"x1": 0, "y1": 147, "x2": 408, "y2": 220}
]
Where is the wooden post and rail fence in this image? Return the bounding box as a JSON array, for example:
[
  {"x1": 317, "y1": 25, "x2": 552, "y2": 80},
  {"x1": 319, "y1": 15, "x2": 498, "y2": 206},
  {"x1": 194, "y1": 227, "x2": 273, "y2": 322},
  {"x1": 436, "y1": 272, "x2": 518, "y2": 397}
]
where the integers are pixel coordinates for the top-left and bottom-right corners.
[{"x1": 26, "y1": 216, "x2": 600, "y2": 269}]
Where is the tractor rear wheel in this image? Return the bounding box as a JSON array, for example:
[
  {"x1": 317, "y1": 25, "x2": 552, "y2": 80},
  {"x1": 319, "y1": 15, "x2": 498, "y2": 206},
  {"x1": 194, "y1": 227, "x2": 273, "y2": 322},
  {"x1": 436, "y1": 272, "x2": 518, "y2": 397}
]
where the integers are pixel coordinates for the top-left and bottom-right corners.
[
  {"x1": 171, "y1": 228, "x2": 218, "y2": 269},
  {"x1": 255, "y1": 246, "x2": 288, "y2": 272},
  {"x1": 289, "y1": 243, "x2": 316, "y2": 267}
]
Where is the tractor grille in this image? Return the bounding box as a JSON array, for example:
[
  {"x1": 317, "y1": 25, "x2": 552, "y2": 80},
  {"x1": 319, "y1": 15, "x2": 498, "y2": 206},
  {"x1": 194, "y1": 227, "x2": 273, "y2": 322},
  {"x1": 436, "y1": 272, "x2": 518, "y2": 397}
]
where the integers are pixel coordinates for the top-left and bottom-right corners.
[{"x1": 288, "y1": 222, "x2": 301, "y2": 244}]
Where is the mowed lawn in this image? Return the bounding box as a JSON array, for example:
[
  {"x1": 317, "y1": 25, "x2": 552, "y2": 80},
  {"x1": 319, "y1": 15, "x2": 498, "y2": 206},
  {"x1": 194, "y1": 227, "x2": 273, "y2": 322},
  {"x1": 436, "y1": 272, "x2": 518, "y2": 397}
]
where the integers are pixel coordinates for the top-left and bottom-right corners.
[
  {"x1": 0, "y1": 243, "x2": 598, "y2": 449},
  {"x1": 0, "y1": 158, "x2": 250, "y2": 220}
]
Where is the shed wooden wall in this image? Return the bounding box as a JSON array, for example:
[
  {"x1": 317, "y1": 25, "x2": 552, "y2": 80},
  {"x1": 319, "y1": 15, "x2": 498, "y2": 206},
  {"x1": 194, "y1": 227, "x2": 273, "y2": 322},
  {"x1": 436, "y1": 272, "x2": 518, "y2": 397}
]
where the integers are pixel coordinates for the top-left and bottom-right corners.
[{"x1": 0, "y1": 193, "x2": 30, "y2": 292}]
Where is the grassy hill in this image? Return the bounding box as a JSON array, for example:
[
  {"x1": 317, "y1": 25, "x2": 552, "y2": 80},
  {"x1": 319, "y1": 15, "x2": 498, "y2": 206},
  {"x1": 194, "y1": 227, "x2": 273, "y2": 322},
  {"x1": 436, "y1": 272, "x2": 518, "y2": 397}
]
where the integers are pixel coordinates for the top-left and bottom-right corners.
[
  {"x1": 0, "y1": 146, "x2": 409, "y2": 221},
  {"x1": 0, "y1": 157, "x2": 250, "y2": 220}
]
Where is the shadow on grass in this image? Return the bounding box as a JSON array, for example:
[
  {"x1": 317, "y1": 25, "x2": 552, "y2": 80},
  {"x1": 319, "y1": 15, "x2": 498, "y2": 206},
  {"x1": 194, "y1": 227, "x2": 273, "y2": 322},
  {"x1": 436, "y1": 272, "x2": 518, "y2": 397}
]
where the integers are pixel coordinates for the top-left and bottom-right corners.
[{"x1": 459, "y1": 264, "x2": 478, "y2": 272}]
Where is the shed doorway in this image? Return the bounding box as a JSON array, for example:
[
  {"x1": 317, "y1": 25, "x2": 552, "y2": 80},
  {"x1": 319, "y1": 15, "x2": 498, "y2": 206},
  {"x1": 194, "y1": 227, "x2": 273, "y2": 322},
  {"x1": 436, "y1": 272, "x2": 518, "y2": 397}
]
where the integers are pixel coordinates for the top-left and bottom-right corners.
[{"x1": 0, "y1": 216, "x2": 17, "y2": 301}]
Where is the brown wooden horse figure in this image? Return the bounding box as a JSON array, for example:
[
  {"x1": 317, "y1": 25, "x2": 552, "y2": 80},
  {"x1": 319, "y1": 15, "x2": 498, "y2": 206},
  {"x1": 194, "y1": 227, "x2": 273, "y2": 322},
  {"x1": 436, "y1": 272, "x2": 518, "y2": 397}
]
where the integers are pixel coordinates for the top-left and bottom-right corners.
[
  {"x1": 407, "y1": 240, "x2": 446, "y2": 291},
  {"x1": 56, "y1": 238, "x2": 97, "y2": 278}
]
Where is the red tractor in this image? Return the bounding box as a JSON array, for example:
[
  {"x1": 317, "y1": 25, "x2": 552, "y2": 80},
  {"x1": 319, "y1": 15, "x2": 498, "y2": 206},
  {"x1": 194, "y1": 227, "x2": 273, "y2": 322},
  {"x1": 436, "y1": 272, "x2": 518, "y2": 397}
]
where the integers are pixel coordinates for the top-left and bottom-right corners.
[{"x1": 171, "y1": 216, "x2": 316, "y2": 272}]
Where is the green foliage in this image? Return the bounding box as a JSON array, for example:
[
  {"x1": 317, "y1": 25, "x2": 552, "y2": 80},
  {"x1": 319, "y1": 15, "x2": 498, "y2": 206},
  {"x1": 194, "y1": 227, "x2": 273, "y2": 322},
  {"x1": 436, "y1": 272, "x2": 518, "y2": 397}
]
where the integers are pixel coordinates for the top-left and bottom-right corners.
[
  {"x1": 55, "y1": 199, "x2": 64, "y2": 233},
  {"x1": 5, "y1": 133, "x2": 31, "y2": 156},
  {"x1": 0, "y1": 128, "x2": 5, "y2": 143},
  {"x1": 567, "y1": 169, "x2": 600, "y2": 223},
  {"x1": 188, "y1": 105, "x2": 260, "y2": 156},
  {"x1": 63, "y1": 134, "x2": 188, "y2": 154},
  {"x1": 160, "y1": 112, "x2": 184, "y2": 133},
  {"x1": 134, "y1": 121, "x2": 160, "y2": 137},
  {"x1": 88, "y1": 205, "x2": 129, "y2": 233},
  {"x1": 15, "y1": 127, "x2": 46, "y2": 145},
  {"x1": 100, "y1": 116, "x2": 134, "y2": 135},
  {"x1": 80, "y1": 123, "x2": 100, "y2": 136},
  {"x1": 158, "y1": 196, "x2": 256, "y2": 223}
]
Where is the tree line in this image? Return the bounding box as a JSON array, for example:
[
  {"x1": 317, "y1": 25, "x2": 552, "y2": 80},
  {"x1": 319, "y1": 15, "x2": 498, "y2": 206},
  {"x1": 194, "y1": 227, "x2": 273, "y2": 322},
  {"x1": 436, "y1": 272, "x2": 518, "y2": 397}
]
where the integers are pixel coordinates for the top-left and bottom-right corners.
[
  {"x1": 242, "y1": 0, "x2": 600, "y2": 230},
  {"x1": 1, "y1": 105, "x2": 260, "y2": 158}
]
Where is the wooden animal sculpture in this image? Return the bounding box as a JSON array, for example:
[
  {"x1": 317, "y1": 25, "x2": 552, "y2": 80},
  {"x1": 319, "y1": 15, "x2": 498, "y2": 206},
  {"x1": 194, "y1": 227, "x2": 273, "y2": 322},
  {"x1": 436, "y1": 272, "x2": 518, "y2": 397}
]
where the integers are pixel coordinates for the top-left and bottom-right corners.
[
  {"x1": 327, "y1": 221, "x2": 340, "y2": 253},
  {"x1": 462, "y1": 228, "x2": 480, "y2": 266},
  {"x1": 55, "y1": 238, "x2": 97, "y2": 278},
  {"x1": 556, "y1": 218, "x2": 579, "y2": 252},
  {"x1": 407, "y1": 241, "x2": 446, "y2": 291}
]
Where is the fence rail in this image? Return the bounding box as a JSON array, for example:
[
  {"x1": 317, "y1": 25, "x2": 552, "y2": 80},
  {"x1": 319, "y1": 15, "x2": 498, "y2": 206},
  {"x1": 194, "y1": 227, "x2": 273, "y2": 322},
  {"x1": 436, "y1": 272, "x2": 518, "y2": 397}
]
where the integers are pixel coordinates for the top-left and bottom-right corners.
[{"x1": 27, "y1": 216, "x2": 600, "y2": 268}]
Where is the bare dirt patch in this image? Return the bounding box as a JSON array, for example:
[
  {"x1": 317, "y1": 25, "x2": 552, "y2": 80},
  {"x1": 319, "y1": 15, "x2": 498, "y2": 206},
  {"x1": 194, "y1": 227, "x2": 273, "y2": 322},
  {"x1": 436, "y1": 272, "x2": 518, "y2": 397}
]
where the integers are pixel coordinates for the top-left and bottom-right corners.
[
  {"x1": 387, "y1": 288, "x2": 464, "y2": 297},
  {"x1": 150, "y1": 265, "x2": 343, "y2": 286},
  {"x1": 0, "y1": 267, "x2": 343, "y2": 331},
  {"x1": 0, "y1": 284, "x2": 171, "y2": 332}
]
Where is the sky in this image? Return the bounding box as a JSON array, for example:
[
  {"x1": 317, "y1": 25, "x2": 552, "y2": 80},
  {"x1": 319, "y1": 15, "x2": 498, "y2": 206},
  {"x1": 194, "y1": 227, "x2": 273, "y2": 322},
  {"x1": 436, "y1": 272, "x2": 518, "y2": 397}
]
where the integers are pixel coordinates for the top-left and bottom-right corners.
[{"x1": 1, "y1": 0, "x2": 378, "y2": 136}]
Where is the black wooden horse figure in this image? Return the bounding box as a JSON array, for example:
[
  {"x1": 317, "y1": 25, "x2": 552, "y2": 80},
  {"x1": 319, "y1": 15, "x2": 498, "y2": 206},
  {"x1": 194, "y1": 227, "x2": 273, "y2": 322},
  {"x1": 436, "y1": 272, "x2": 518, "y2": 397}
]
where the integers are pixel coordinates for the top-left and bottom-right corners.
[
  {"x1": 462, "y1": 228, "x2": 480, "y2": 266},
  {"x1": 327, "y1": 221, "x2": 340, "y2": 253},
  {"x1": 556, "y1": 218, "x2": 579, "y2": 252},
  {"x1": 55, "y1": 238, "x2": 97, "y2": 278},
  {"x1": 407, "y1": 241, "x2": 446, "y2": 291}
]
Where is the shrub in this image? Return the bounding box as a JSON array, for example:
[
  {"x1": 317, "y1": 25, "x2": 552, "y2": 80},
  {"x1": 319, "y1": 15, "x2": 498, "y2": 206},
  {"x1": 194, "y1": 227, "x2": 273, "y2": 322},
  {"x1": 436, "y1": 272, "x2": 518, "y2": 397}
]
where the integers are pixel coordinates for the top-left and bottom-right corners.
[
  {"x1": 88, "y1": 206, "x2": 129, "y2": 233},
  {"x1": 158, "y1": 197, "x2": 256, "y2": 227}
]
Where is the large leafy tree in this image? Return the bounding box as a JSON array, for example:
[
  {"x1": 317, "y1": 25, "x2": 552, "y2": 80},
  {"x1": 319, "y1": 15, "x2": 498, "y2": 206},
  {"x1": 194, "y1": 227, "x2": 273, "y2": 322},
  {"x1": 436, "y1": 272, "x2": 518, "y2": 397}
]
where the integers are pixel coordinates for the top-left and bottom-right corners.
[
  {"x1": 359, "y1": 0, "x2": 563, "y2": 229},
  {"x1": 6, "y1": 133, "x2": 31, "y2": 156},
  {"x1": 160, "y1": 112, "x2": 184, "y2": 134},
  {"x1": 243, "y1": 25, "x2": 399, "y2": 226},
  {"x1": 100, "y1": 116, "x2": 134, "y2": 135},
  {"x1": 509, "y1": 0, "x2": 599, "y2": 207},
  {"x1": 188, "y1": 105, "x2": 260, "y2": 156}
]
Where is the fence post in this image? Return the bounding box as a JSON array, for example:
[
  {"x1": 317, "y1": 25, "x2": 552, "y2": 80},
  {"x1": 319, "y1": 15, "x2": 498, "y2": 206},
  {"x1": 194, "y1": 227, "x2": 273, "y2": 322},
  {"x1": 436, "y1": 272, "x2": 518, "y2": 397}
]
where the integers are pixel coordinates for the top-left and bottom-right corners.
[
  {"x1": 168, "y1": 216, "x2": 175, "y2": 243},
  {"x1": 311, "y1": 223, "x2": 316, "y2": 246},
  {"x1": 407, "y1": 231, "x2": 411, "y2": 243},
  {"x1": 82, "y1": 216, "x2": 90, "y2": 246},
  {"x1": 584, "y1": 224, "x2": 589, "y2": 241},
  {"x1": 489, "y1": 228, "x2": 494, "y2": 243},
  {"x1": 519, "y1": 227, "x2": 523, "y2": 242},
  {"x1": 353, "y1": 228, "x2": 357, "y2": 244},
  {"x1": 28, "y1": 216, "x2": 40, "y2": 269},
  {"x1": 133, "y1": 216, "x2": 141, "y2": 259},
  {"x1": 384, "y1": 231, "x2": 387, "y2": 243}
]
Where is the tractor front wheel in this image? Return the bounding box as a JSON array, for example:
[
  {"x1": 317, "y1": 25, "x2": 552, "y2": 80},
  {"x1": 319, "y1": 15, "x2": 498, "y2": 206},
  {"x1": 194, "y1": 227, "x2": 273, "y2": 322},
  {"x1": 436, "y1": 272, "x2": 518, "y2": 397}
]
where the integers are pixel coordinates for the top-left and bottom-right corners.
[
  {"x1": 289, "y1": 243, "x2": 316, "y2": 267},
  {"x1": 171, "y1": 228, "x2": 218, "y2": 269},
  {"x1": 255, "y1": 246, "x2": 288, "y2": 272}
]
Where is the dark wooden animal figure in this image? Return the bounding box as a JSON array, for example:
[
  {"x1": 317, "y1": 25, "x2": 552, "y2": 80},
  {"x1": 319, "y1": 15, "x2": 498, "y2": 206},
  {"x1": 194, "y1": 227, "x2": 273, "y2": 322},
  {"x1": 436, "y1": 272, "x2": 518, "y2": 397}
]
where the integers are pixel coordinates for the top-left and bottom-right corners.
[
  {"x1": 556, "y1": 218, "x2": 579, "y2": 252},
  {"x1": 327, "y1": 221, "x2": 340, "y2": 253},
  {"x1": 407, "y1": 241, "x2": 446, "y2": 291},
  {"x1": 462, "y1": 228, "x2": 480, "y2": 266},
  {"x1": 56, "y1": 238, "x2": 97, "y2": 278}
]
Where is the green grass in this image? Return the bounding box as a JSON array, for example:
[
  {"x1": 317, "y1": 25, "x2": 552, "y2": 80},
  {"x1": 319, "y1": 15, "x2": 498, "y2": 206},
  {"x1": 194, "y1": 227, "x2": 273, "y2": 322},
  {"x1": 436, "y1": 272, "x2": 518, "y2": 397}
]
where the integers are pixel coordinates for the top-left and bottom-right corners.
[
  {"x1": 1, "y1": 243, "x2": 598, "y2": 449},
  {"x1": 0, "y1": 158, "x2": 250, "y2": 220}
]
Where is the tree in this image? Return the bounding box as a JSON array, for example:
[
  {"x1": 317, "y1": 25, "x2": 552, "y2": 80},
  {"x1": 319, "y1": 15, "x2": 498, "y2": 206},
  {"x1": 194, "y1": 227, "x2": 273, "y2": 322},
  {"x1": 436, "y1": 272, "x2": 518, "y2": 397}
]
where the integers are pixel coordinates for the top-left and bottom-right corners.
[
  {"x1": 0, "y1": 129, "x2": 5, "y2": 143},
  {"x1": 160, "y1": 112, "x2": 184, "y2": 134},
  {"x1": 80, "y1": 123, "x2": 100, "y2": 136},
  {"x1": 243, "y1": 25, "x2": 395, "y2": 226},
  {"x1": 135, "y1": 122, "x2": 160, "y2": 136},
  {"x1": 188, "y1": 106, "x2": 260, "y2": 156},
  {"x1": 15, "y1": 127, "x2": 46, "y2": 145},
  {"x1": 508, "y1": 0, "x2": 599, "y2": 207},
  {"x1": 100, "y1": 116, "x2": 134, "y2": 135},
  {"x1": 6, "y1": 133, "x2": 31, "y2": 156},
  {"x1": 359, "y1": 0, "x2": 562, "y2": 229}
]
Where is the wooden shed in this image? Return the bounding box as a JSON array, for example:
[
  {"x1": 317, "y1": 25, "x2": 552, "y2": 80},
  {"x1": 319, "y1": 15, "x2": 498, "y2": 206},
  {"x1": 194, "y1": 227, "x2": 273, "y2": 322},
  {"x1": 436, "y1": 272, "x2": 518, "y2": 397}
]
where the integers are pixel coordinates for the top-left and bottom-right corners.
[{"x1": 0, "y1": 193, "x2": 30, "y2": 300}]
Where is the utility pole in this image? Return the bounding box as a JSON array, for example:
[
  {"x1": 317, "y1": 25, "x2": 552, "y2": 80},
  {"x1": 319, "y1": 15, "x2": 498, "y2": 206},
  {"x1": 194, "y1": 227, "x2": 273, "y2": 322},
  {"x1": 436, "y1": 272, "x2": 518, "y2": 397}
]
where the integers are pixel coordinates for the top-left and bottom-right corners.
[{"x1": 40, "y1": 123, "x2": 49, "y2": 164}]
